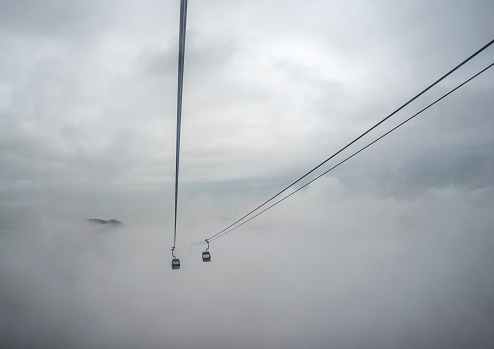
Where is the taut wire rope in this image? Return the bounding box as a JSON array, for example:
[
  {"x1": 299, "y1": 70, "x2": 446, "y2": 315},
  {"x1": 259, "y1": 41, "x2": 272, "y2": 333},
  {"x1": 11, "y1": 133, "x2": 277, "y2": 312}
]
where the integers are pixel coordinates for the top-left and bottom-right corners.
[
  {"x1": 172, "y1": 0, "x2": 188, "y2": 253},
  {"x1": 193, "y1": 40, "x2": 494, "y2": 245}
]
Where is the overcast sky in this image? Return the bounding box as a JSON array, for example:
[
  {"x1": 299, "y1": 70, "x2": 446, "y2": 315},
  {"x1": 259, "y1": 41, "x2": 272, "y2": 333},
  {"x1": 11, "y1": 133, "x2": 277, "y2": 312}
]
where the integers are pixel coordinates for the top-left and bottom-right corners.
[{"x1": 1, "y1": 0, "x2": 494, "y2": 348}]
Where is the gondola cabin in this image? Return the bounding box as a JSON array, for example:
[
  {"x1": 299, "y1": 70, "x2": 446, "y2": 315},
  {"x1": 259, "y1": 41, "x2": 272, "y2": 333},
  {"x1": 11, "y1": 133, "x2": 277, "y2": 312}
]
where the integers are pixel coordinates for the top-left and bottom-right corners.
[
  {"x1": 202, "y1": 251, "x2": 211, "y2": 262},
  {"x1": 172, "y1": 258, "x2": 181, "y2": 270}
]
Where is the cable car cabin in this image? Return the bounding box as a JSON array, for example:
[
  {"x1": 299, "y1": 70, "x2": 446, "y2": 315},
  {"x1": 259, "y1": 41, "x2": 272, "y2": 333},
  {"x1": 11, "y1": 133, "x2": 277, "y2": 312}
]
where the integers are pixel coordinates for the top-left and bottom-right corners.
[
  {"x1": 172, "y1": 258, "x2": 180, "y2": 270},
  {"x1": 202, "y1": 251, "x2": 211, "y2": 262}
]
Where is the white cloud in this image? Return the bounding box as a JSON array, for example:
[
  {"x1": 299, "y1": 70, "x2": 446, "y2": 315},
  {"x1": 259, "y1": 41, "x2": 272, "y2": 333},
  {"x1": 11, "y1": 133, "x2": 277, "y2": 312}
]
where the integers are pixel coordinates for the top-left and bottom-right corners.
[{"x1": 1, "y1": 0, "x2": 494, "y2": 347}]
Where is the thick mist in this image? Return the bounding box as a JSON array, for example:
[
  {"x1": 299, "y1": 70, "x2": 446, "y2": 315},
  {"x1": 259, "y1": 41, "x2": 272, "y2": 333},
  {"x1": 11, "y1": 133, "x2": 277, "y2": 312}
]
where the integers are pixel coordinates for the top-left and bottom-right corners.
[
  {"x1": 1, "y1": 0, "x2": 494, "y2": 347},
  {"x1": 1, "y1": 181, "x2": 494, "y2": 348}
]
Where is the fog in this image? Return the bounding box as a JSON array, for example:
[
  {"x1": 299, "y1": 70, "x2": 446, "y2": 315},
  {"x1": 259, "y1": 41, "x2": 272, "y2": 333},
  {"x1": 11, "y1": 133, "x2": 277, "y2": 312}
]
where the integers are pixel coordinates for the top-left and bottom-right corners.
[
  {"x1": 2, "y1": 181, "x2": 494, "y2": 348},
  {"x1": 1, "y1": 0, "x2": 494, "y2": 347}
]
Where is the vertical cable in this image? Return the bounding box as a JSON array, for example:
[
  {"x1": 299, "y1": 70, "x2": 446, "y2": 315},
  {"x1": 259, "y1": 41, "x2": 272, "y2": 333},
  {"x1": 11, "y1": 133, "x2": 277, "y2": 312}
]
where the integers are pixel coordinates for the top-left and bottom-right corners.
[{"x1": 173, "y1": 0, "x2": 188, "y2": 250}]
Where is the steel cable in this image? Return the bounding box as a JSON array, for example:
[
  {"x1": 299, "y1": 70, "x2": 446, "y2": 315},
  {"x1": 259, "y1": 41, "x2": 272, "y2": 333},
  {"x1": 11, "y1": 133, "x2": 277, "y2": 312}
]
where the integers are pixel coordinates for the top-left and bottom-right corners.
[
  {"x1": 173, "y1": 0, "x2": 188, "y2": 251},
  {"x1": 193, "y1": 42, "x2": 494, "y2": 245}
]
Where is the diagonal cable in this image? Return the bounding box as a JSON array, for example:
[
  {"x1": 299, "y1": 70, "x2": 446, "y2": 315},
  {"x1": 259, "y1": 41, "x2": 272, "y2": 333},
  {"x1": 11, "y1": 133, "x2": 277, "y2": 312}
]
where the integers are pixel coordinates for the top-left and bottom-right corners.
[
  {"x1": 203, "y1": 61, "x2": 494, "y2": 243},
  {"x1": 193, "y1": 50, "x2": 494, "y2": 246},
  {"x1": 194, "y1": 38, "x2": 494, "y2": 245},
  {"x1": 202, "y1": 61, "x2": 494, "y2": 244}
]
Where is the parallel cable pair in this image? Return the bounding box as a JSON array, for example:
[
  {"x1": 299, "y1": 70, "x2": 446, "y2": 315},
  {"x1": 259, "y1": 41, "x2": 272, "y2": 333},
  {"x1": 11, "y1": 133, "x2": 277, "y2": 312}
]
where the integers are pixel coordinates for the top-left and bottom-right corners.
[
  {"x1": 193, "y1": 38, "x2": 494, "y2": 246},
  {"x1": 172, "y1": 0, "x2": 188, "y2": 259}
]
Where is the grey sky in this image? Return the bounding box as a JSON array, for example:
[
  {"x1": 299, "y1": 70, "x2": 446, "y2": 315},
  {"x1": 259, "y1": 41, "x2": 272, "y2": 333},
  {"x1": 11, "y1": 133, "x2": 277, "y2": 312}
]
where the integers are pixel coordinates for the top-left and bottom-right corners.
[{"x1": 1, "y1": 0, "x2": 494, "y2": 348}]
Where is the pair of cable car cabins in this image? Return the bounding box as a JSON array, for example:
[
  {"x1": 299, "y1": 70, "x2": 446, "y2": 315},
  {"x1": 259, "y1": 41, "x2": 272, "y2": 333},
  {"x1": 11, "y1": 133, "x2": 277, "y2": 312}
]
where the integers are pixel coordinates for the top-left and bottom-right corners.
[{"x1": 172, "y1": 240, "x2": 210, "y2": 270}]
